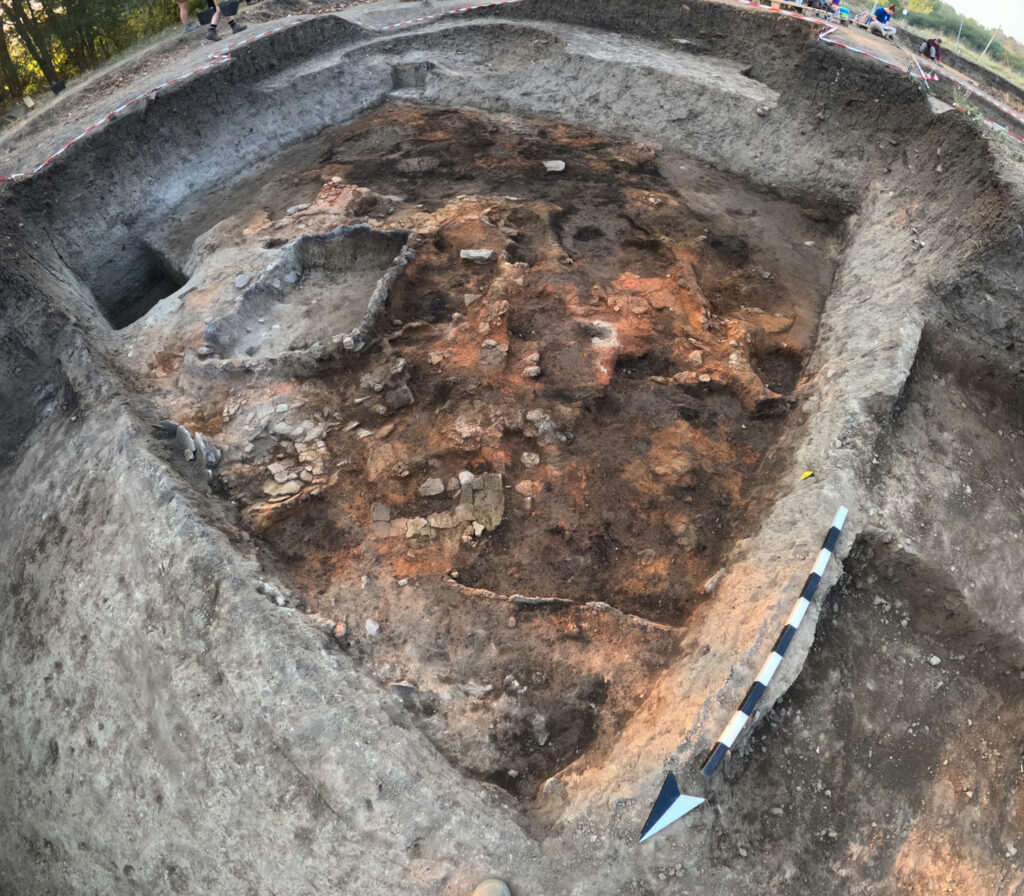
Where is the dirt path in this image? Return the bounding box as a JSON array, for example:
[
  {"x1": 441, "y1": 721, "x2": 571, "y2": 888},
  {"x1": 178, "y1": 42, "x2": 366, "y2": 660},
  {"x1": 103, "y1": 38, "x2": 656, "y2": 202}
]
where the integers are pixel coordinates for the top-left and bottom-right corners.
[
  {"x1": 3, "y1": 0, "x2": 1023, "y2": 183},
  {"x1": 0, "y1": 0, "x2": 368, "y2": 178}
]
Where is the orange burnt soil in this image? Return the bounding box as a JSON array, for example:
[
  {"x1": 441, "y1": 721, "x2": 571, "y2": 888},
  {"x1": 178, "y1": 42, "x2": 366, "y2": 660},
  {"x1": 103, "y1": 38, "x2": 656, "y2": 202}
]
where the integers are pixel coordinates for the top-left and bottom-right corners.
[{"x1": 132, "y1": 104, "x2": 840, "y2": 798}]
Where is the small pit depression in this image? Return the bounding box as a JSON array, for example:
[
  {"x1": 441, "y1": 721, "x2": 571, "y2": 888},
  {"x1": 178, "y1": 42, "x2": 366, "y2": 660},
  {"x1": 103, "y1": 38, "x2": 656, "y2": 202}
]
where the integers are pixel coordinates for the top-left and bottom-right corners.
[
  {"x1": 133, "y1": 103, "x2": 846, "y2": 797},
  {"x1": 203, "y1": 224, "x2": 415, "y2": 362}
]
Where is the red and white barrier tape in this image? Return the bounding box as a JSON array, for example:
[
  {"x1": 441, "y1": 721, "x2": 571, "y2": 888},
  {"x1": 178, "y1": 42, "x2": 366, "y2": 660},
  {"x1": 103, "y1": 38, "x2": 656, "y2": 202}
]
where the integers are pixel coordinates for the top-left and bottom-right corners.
[
  {"x1": 0, "y1": 18, "x2": 304, "y2": 184},
  {"x1": 4, "y1": 0, "x2": 1022, "y2": 182},
  {"x1": 951, "y1": 104, "x2": 1024, "y2": 145}
]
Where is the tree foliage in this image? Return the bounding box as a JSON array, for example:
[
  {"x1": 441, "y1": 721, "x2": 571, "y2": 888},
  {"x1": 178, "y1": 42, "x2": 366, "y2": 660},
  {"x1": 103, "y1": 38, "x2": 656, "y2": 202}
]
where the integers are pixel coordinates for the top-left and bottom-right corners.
[
  {"x1": 904, "y1": 0, "x2": 935, "y2": 14},
  {"x1": 1, "y1": 0, "x2": 185, "y2": 106},
  {"x1": 902, "y1": 0, "x2": 1024, "y2": 77}
]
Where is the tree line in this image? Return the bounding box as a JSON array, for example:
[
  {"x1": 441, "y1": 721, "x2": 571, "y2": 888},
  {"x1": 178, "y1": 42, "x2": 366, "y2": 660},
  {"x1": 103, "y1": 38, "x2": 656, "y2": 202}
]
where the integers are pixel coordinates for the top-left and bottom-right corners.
[
  {"x1": 901, "y1": 0, "x2": 1024, "y2": 77},
  {"x1": 1, "y1": 0, "x2": 178, "y2": 106},
  {"x1": 4, "y1": 0, "x2": 1024, "y2": 110}
]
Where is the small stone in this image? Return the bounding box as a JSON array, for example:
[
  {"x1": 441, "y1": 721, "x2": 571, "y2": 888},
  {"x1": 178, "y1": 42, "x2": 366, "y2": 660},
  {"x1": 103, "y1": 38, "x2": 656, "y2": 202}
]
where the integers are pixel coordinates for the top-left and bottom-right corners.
[
  {"x1": 370, "y1": 503, "x2": 391, "y2": 522},
  {"x1": 263, "y1": 479, "x2": 302, "y2": 497},
  {"x1": 698, "y1": 373, "x2": 712, "y2": 383},
  {"x1": 286, "y1": 203, "x2": 310, "y2": 215},
  {"x1": 769, "y1": 807, "x2": 784, "y2": 816},
  {"x1": 406, "y1": 517, "x2": 430, "y2": 538},
  {"x1": 687, "y1": 350, "x2": 703, "y2": 366},
  {"x1": 471, "y1": 473, "x2": 505, "y2": 531},
  {"x1": 427, "y1": 511, "x2": 457, "y2": 529},
  {"x1": 460, "y1": 249, "x2": 495, "y2": 263},
  {"x1": 332, "y1": 621, "x2": 347, "y2": 640},
  {"x1": 418, "y1": 477, "x2": 445, "y2": 497},
  {"x1": 384, "y1": 385, "x2": 414, "y2": 410},
  {"x1": 283, "y1": 271, "x2": 298, "y2": 284},
  {"x1": 482, "y1": 339, "x2": 498, "y2": 349},
  {"x1": 342, "y1": 336, "x2": 355, "y2": 350},
  {"x1": 458, "y1": 470, "x2": 476, "y2": 487},
  {"x1": 234, "y1": 274, "x2": 250, "y2": 289},
  {"x1": 365, "y1": 619, "x2": 380, "y2": 637},
  {"x1": 521, "y1": 451, "x2": 540, "y2": 468},
  {"x1": 542, "y1": 160, "x2": 565, "y2": 172},
  {"x1": 506, "y1": 616, "x2": 517, "y2": 629},
  {"x1": 515, "y1": 480, "x2": 540, "y2": 497},
  {"x1": 526, "y1": 352, "x2": 540, "y2": 363},
  {"x1": 738, "y1": 847, "x2": 748, "y2": 857},
  {"x1": 929, "y1": 655, "x2": 942, "y2": 666},
  {"x1": 377, "y1": 423, "x2": 395, "y2": 439},
  {"x1": 428, "y1": 352, "x2": 444, "y2": 365},
  {"x1": 461, "y1": 682, "x2": 493, "y2": 699},
  {"x1": 463, "y1": 293, "x2": 482, "y2": 306},
  {"x1": 762, "y1": 270, "x2": 772, "y2": 280},
  {"x1": 398, "y1": 578, "x2": 409, "y2": 587},
  {"x1": 472, "y1": 522, "x2": 485, "y2": 537},
  {"x1": 175, "y1": 424, "x2": 195, "y2": 459},
  {"x1": 523, "y1": 365, "x2": 542, "y2": 378},
  {"x1": 389, "y1": 519, "x2": 408, "y2": 537},
  {"x1": 531, "y1": 714, "x2": 549, "y2": 745}
]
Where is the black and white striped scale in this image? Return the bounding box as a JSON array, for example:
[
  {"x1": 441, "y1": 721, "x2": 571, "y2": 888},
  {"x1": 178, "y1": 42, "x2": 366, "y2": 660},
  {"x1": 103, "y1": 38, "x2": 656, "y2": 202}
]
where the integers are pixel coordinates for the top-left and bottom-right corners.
[
  {"x1": 639, "y1": 505, "x2": 848, "y2": 843},
  {"x1": 698, "y1": 505, "x2": 848, "y2": 778}
]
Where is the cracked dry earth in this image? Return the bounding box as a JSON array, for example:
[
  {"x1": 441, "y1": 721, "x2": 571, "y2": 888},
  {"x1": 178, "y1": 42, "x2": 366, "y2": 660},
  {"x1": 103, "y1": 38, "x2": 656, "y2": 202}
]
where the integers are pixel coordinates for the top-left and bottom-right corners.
[{"x1": 129, "y1": 104, "x2": 838, "y2": 800}]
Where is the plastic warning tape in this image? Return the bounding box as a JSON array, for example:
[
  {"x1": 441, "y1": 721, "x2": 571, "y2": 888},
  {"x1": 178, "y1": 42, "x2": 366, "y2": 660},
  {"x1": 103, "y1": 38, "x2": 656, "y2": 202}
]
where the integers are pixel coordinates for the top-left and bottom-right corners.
[
  {"x1": 954, "y1": 106, "x2": 1024, "y2": 145},
  {"x1": 942, "y1": 68, "x2": 1024, "y2": 130},
  {"x1": 0, "y1": 0, "x2": 524, "y2": 184},
  {"x1": 0, "y1": 19, "x2": 304, "y2": 184},
  {"x1": 818, "y1": 32, "x2": 1024, "y2": 128},
  {"x1": 700, "y1": 506, "x2": 848, "y2": 778}
]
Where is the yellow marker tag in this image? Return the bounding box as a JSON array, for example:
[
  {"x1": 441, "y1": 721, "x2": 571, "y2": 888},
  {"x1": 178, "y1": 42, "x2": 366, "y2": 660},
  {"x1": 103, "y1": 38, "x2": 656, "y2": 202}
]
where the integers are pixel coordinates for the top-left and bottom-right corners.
[{"x1": 801, "y1": 471, "x2": 814, "y2": 481}]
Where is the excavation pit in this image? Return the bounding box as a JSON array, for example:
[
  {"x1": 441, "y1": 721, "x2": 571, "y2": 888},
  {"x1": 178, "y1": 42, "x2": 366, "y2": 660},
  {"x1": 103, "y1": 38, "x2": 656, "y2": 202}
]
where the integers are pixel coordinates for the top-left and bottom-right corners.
[
  {"x1": 123, "y1": 102, "x2": 845, "y2": 795},
  {"x1": 6, "y1": 1, "x2": 1024, "y2": 891},
  {"x1": 202, "y1": 224, "x2": 415, "y2": 363}
]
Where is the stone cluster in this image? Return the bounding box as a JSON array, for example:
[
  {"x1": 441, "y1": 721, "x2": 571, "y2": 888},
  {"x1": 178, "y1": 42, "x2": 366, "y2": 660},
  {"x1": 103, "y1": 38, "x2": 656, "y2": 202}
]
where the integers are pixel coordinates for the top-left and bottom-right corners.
[{"x1": 370, "y1": 471, "x2": 504, "y2": 541}]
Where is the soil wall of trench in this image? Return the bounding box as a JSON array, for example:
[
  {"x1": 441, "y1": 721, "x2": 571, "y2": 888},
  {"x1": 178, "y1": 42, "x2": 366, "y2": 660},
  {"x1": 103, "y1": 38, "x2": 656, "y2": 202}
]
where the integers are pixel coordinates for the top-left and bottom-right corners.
[{"x1": 2, "y1": 1, "x2": 1024, "y2": 893}]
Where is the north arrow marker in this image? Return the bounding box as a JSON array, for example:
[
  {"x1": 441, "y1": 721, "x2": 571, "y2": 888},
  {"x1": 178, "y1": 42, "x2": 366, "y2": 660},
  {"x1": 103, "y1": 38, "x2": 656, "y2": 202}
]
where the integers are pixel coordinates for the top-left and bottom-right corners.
[
  {"x1": 638, "y1": 772, "x2": 705, "y2": 843},
  {"x1": 638, "y1": 506, "x2": 848, "y2": 842}
]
